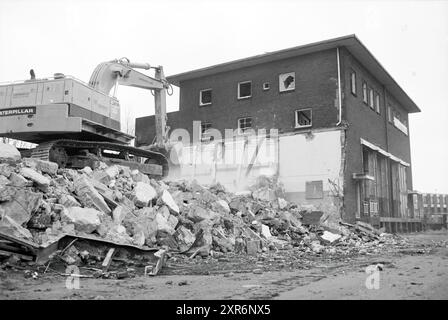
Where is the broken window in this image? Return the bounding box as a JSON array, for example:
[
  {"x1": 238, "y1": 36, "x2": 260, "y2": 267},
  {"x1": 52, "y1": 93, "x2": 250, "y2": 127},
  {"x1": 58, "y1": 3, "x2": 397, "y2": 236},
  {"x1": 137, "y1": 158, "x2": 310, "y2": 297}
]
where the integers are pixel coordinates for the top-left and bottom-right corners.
[
  {"x1": 238, "y1": 81, "x2": 252, "y2": 99},
  {"x1": 279, "y1": 72, "x2": 295, "y2": 92},
  {"x1": 199, "y1": 89, "x2": 212, "y2": 106},
  {"x1": 238, "y1": 117, "x2": 252, "y2": 134},
  {"x1": 362, "y1": 82, "x2": 368, "y2": 104},
  {"x1": 295, "y1": 109, "x2": 312, "y2": 128},
  {"x1": 369, "y1": 88, "x2": 374, "y2": 109},
  {"x1": 350, "y1": 71, "x2": 357, "y2": 95},
  {"x1": 375, "y1": 92, "x2": 381, "y2": 113},
  {"x1": 200, "y1": 122, "x2": 212, "y2": 142}
]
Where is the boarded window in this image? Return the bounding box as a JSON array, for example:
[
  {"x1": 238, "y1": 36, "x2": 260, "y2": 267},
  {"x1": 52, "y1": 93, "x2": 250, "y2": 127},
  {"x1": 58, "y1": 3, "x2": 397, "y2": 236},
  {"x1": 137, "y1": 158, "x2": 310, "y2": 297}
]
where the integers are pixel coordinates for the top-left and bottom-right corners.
[
  {"x1": 238, "y1": 117, "x2": 252, "y2": 134},
  {"x1": 305, "y1": 180, "x2": 324, "y2": 199},
  {"x1": 295, "y1": 109, "x2": 312, "y2": 128},
  {"x1": 279, "y1": 72, "x2": 295, "y2": 92},
  {"x1": 199, "y1": 89, "x2": 212, "y2": 106},
  {"x1": 238, "y1": 81, "x2": 252, "y2": 99},
  {"x1": 350, "y1": 71, "x2": 357, "y2": 95}
]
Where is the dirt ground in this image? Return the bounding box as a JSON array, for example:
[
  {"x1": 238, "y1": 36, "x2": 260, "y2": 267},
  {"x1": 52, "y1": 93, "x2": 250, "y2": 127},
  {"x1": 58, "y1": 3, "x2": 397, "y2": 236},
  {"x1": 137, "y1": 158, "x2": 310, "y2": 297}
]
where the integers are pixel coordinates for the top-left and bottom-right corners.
[{"x1": 1, "y1": 230, "x2": 447, "y2": 300}]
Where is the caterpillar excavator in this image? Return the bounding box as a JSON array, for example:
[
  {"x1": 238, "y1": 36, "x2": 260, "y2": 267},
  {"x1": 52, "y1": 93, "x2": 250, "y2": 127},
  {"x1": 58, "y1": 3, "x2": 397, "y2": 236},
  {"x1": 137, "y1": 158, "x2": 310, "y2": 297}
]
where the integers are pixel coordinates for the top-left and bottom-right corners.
[{"x1": 0, "y1": 58, "x2": 173, "y2": 178}]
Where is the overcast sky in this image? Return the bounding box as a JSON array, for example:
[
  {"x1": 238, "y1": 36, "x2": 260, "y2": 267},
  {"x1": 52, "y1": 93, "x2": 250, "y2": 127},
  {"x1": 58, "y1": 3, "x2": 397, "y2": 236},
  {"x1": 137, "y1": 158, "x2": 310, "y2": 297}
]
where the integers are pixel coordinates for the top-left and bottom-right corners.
[{"x1": 0, "y1": 0, "x2": 447, "y2": 194}]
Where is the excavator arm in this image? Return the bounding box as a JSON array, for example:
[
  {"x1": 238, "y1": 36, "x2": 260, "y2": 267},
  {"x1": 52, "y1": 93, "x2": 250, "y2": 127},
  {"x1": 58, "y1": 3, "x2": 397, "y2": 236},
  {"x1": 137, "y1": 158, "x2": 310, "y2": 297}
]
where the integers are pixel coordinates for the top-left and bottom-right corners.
[{"x1": 88, "y1": 58, "x2": 169, "y2": 148}]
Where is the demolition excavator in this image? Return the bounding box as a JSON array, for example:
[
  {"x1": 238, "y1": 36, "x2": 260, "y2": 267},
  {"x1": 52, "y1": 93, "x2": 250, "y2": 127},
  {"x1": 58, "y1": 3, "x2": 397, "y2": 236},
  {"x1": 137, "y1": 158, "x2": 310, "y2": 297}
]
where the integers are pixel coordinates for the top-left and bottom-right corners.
[{"x1": 0, "y1": 58, "x2": 172, "y2": 178}]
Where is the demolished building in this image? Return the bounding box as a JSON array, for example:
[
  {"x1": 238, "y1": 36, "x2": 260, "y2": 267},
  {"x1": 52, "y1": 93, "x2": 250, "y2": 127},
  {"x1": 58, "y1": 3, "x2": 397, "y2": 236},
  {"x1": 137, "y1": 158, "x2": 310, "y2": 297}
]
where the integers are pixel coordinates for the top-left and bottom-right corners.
[{"x1": 136, "y1": 35, "x2": 422, "y2": 233}]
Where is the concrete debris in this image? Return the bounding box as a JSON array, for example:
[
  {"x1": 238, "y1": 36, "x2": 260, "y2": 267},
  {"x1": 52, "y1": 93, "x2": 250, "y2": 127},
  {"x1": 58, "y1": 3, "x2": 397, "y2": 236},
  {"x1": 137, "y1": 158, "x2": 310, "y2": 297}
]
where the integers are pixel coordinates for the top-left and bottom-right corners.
[
  {"x1": 8, "y1": 172, "x2": 31, "y2": 187},
  {"x1": 0, "y1": 175, "x2": 9, "y2": 187},
  {"x1": 0, "y1": 187, "x2": 42, "y2": 225},
  {"x1": 160, "y1": 189, "x2": 179, "y2": 214},
  {"x1": 174, "y1": 226, "x2": 196, "y2": 252},
  {"x1": 0, "y1": 158, "x2": 405, "y2": 280},
  {"x1": 133, "y1": 182, "x2": 157, "y2": 208},
  {"x1": 0, "y1": 142, "x2": 21, "y2": 162},
  {"x1": 23, "y1": 158, "x2": 58, "y2": 175},
  {"x1": 0, "y1": 215, "x2": 34, "y2": 240},
  {"x1": 74, "y1": 176, "x2": 111, "y2": 214},
  {"x1": 320, "y1": 230, "x2": 342, "y2": 243},
  {"x1": 19, "y1": 167, "x2": 50, "y2": 192},
  {"x1": 62, "y1": 207, "x2": 102, "y2": 234}
]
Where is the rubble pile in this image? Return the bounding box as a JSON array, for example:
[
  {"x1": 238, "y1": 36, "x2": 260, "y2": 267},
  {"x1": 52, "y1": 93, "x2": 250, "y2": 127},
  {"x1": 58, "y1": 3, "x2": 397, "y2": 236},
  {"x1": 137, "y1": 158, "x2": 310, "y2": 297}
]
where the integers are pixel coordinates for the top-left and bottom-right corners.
[{"x1": 0, "y1": 146, "x2": 405, "y2": 271}]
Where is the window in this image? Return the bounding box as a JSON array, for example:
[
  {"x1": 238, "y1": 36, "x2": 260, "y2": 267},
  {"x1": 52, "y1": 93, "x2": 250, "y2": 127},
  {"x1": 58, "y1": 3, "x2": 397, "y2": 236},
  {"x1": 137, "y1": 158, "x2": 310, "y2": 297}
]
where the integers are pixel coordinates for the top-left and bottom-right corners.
[
  {"x1": 199, "y1": 89, "x2": 212, "y2": 106},
  {"x1": 279, "y1": 72, "x2": 295, "y2": 92},
  {"x1": 375, "y1": 92, "x2": 380, "y2": 113},
  {"x1": 388, "y1": 105, "x2": 393, "y2": 122},
  {"x1": 238, "y1": 81, "x2": 252, "y2": 99},
  {"x1": 350, "y1": 71, "x2": 357, "y2": 95},
  {"x1": 263, "y1": 82, "x2": 270, "y2": 91},
  {"x1": 369, "y1": 88, "x2": 374, "y2": 109},
  {"x1": 238, "y1": 117, "x2": 252, "y2": 134},
  {"x1": 295, "y1": 109, "x2": 312, "y2": 128},
  {"x1": 362, "y1": 82, "x2": 368, "y2": 104},
  {"x1": 200, "y1": 122, "x2": 212, "y2": 142}
]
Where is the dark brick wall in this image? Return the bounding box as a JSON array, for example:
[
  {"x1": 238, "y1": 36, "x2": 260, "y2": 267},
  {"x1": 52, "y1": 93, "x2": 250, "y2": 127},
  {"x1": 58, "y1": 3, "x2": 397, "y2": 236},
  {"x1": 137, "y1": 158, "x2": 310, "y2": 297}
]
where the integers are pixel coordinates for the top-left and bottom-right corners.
[
  {"x1": 136, "y1": 49, "x2": 340, "y2": 145},
  {"x1": 340, "y1": 48, "x2": 413, "y2": 223}
]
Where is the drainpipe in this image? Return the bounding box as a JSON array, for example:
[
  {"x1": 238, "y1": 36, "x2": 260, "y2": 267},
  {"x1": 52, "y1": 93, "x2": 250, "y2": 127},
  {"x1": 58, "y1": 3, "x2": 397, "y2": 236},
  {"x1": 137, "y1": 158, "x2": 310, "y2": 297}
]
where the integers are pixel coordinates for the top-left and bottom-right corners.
[{"x1": 336, "y1": 47, "x2": 342, "y2": 126}]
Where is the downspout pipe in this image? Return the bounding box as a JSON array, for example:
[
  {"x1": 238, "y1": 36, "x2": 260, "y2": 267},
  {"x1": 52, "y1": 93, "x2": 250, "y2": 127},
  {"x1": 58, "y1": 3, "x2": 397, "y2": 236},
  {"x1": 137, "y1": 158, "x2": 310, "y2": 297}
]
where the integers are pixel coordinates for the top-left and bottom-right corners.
[{"x1": 336, "y1": 47, "x2": 342, "y2": 126}]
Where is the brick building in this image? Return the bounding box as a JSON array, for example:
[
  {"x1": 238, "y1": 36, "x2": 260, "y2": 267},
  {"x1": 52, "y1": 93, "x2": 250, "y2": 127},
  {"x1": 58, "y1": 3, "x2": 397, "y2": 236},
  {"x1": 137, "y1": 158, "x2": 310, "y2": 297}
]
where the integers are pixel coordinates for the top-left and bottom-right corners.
[{"x1": 136, "y1": 35, "x2": 421, "y2": 230}]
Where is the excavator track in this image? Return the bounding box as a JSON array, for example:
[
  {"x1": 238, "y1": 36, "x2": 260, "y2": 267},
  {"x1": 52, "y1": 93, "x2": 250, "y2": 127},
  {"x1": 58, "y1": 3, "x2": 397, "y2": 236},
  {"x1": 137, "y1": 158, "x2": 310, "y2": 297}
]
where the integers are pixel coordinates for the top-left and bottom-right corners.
[{"x1": 29, "y1": 139, "x2": 170, "y2": 178}]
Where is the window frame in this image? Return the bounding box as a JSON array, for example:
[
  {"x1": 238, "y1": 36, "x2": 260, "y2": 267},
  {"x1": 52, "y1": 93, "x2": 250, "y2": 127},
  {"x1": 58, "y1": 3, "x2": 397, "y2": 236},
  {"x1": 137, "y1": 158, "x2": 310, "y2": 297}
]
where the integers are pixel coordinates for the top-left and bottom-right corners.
[
  {"x1": 362, "y1": 81, "x2": 368, "y2": 104},
  {"x1": 294, "y1": 108, "x2": 313, "y2": 129},
  {"x1": 350, "y1": 71, "x2": 357, "y2": 96},
  {"x1": 200, "y1": 121, "x2": 212, "y2": 142},
  {"x1": 237, "y1": 117, "x2": 253, "y2": 134},
  {"x1": 279, "y1": 72, "x2": 296, "y2": 92},
  {"x1": 237, "y1": 81, "x2": 252, "y2": 100},
  {"x1": 199, "y1": 88, "x2": 212, "y2": 106},
  {"x1": 368, "y1": 88, "x2": 374, "y2": 109},
  {"x1": 375, "y1": 92, "x2": 381, "y2": 114}
]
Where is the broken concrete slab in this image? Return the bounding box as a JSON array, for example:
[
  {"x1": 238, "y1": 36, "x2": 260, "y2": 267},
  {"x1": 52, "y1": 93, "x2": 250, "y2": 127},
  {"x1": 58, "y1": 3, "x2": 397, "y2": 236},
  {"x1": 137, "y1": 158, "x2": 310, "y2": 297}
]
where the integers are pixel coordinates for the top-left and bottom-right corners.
[
  {"x1": 74, "y1": 176, "x2": 111, "y2": 214},
  {"x1": 261, "y1": 224, "x2": 273, "y2": 239},
  {"x1": 8, "y1": 172, "x2": 31, "y2": 187},
  {"x1": 160, "y1": 189, "x2": 179, "y2": 214},
  {"x1": 62, "y1": 207, "x2": 102, "y2": 234},
  {"x1": 174, "y1": 226, "x2": 196, "y2": 252},
  {"x1": 0, "y1": 142, "x2": 21, "y2": 162},
  {"x1": 0, "y1": 215, "x2": 34, "y2": 240},
  {"x1": 19, "y1": 167, "x2": 50, "y2": 192},
  {"x1": 154, "y1": 211, "x2": 176, "y2": 235},
  {"x1": 187, "y1": 205, "x2": 218, "y2": 223},
  {"x1": 23, "y1": 158, "x2": 58, "y2": 175},
  {"x1": 0, "y1": 163, "x2": 14, "y2": 178},
  {"x1": 112, "y1": 205, "x2": 131, "y2": 224},
  {"x1": 133, "y1": 182, "x2": 157, "y2": 208},
  {"x1": 0, "y1": 187, "x2": 42, "y2": 225},
  {"x1": 320, "y1": 230, "x2": 342, "y2": 243},
  {"x1": 59, "y1": 194, "x2": 81, "y2": 207},
  {"x1": 105, "y1": 165, "x2": 120, "y2": 179}
]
